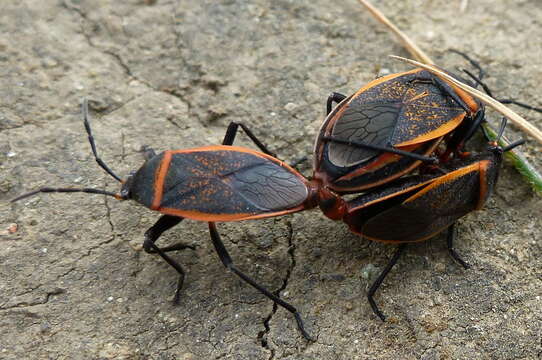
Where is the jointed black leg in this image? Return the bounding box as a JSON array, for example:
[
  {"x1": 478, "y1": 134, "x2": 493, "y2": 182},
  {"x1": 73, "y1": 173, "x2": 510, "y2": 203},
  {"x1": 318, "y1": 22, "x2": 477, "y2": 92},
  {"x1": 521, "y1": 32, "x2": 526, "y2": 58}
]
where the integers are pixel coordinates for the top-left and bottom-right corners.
[
  {"x1": 143, "y1": 215, "x2": 195, "y2": 303},
  {"x1": 460, "y1": 68, "x2": 493, "y2": 96},
  {"x1": 446, "y1": 106, "x2": 486, "y2": 153},
  {"x1": 457, "y1": 68, "x2": 542, "y2": 114},
  {"x1": 222, "y1": 121, "x2": 307, "y2": 169},
  {"x1": 322, "y1": 136, "x2": 437, "y2": 163},
  {"x1": 207, "y1": 222, "x2": 313, "y2": 341},
  {"x1": 222, "y1": 122, "x2": 276, "y2": 157},
  {"x1": 289, "y1": 155, "x2": 309, "y2": 169},
  {"x1": 368, "y1": 244, "x2": 407, "y2": 321},
  {"x1": 498, "y1": 99, "x2": 542, "y2": 113},
  {"x1": 327, "y1": 92, "x2": 347, "y2": 115},
  {"x1": 412, "y1": 76, "x2": 471, "y2": 114},
  {"x1": 81, "y1": 99, "x2": 122, "y2": 182},
  {"x1": 446, "y1": 224, "x2": 469, "y2": 269},
  {"x1": 448, "y1": 49, "x2": 486, "y2": 82}
]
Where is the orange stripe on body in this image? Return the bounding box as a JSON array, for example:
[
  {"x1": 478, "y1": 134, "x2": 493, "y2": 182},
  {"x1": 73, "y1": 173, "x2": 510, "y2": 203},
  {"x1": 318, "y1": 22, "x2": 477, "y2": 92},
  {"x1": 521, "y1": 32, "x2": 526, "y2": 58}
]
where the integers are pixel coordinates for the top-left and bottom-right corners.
[
  {"x1": 396, "y1": 113, "x2": 465, "y2": 147},
  {"x1": 404, "y1": 162, "x2": 480, "y2": 203},
  {"x1": 363, "y1": 161, "x2": 486, "y2": 243},
  {"x1": 151, "y1": 150, "x2": 172, "y2": 210},
  {"x1": 448, "y1": 83, "x2": 479, "y2": 113},
  {"x1": 158, "y1": 204, "x2": 308, "y2": 222},
  {"x1": 150, "y1": 145, "x2": 311, "y2": 220},
  {"x1": 346, "y1": 177, "x2": 436, "y2": 212},
  {"x1": 351, "y1": 68, "x2": 422, "y2": 98},
  {"x1": 332, "y1": 138, "x2": 441, "y2": 193},
  {"x1": 477, "y1": 160, "x2": 491, "y2": 210}
]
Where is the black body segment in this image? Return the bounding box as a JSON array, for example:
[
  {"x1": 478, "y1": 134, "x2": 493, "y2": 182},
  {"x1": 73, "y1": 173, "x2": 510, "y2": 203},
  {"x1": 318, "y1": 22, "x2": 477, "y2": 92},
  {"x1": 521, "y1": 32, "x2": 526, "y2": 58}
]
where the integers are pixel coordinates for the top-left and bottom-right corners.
[
  {"x1": 327, "y1": 140, "x2": 439, "y2": 192},
  {"x1": 328, "y1": 102, "x2": 401, "y2": 166},
  {"x1": 343, "y1": 70, "x2": 466, "y2": 146},
  {"x1": 130, "y1": 146, "x2": 310, "y2": 220},
  {"x1": 314, "y1": 68, "x2": 476, "y2": 192},
  {"x1": 345, "y1": 153, "x2": 501, "y2": 243},
  {"x1": 129, "y1": 152, "x2": 165, "y2": 208},
  {"x1": 362, "y1": 168, "x2": 480, "y2": 242}
]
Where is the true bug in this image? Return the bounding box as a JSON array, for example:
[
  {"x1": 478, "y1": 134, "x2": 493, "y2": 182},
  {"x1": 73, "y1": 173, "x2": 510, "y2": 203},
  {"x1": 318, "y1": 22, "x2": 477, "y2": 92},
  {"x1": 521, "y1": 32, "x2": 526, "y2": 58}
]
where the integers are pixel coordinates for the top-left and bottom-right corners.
[
  {"x1": 10, "y1": 99, "x2": 525, "y2": 336},
  {"x1": 12, "y1": 100, "x2": 352, "y2": 341},
  {"x1": 341, "y1": 118, "x2": 524, "y2": 320},
  {"x1": 314, "y1": 67, "x2": 486, "y2": 193}
]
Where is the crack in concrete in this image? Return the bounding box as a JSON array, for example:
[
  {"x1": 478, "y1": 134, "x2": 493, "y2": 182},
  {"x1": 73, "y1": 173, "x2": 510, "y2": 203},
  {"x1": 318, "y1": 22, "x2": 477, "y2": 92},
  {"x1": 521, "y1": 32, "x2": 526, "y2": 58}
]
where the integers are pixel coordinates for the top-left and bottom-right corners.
[
  {"x1": 103, "y1": 191, "x2": 115, "y2": 234},
  {"x1": 61, "y1": 1, "x2": 151, "y2": 89},
  {"x1": 62, "y1": 0, "x2": 219, "y2": 133},
  {"x1": 0, "y1": 93, "x2": 144, "y2": 135},
  {"x1": 164, "y1": 114, "x2": 183, "y2": 130},
  {"x1": 257, "y1": 219, "x2": 298, "y2": 359},
  {"x1": 0, "y1": 288, "x2": 66, "y2": 310},
  {"x1": 62, "y1": 0, "x2": 187, "y2": 107}
]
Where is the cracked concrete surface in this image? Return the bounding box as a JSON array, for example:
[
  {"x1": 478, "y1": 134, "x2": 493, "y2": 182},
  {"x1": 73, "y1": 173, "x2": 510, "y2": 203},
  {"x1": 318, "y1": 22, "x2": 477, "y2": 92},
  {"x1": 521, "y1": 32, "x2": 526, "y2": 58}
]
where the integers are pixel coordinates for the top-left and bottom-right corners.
[{"x1": 1, "y1": 0, "x2": 541, "y2": 359}]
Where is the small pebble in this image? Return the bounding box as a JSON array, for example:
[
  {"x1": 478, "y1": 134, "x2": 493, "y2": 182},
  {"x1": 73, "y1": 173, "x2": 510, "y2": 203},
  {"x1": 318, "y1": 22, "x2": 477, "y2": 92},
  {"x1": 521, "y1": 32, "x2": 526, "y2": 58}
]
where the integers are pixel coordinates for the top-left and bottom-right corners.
[
  {"x1": 8, "y1": 223, "x2": 18, "y2": 234},
  {"x1": 284, "y1": 102, "x2": 298, "y2": 112},
  {"x1": 378, "y1": 68, "x2": 391, "y2": 77},
  {"x1": 360, "y1": 263, "x2": 379, "y2": 280}
]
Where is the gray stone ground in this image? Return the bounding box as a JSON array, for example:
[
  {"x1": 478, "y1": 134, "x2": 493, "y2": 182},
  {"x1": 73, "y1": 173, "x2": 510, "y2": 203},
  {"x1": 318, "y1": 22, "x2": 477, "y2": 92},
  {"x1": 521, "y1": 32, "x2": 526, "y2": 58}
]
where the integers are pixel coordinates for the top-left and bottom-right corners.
[{"x1": 1, "y1": 1, "x2": 541, "y2": 359}]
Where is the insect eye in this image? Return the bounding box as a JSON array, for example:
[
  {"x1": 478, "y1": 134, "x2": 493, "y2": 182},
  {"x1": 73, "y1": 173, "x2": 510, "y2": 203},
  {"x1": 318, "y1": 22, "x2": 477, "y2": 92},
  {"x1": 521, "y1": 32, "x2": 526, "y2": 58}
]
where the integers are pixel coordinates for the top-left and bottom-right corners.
[{"x1": 120, "y1": 173, "x2": 135, "y2": 199}]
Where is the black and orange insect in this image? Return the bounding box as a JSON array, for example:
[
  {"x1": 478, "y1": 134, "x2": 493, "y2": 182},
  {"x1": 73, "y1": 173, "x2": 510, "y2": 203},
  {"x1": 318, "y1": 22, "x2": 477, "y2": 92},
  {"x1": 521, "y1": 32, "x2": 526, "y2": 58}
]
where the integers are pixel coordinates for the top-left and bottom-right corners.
[
  {"x1": 314, "y1": 67, "x2": 485, "y2": 193},
  {"x1": 12, "y1": 95, "x2": 526, "y2": 336},
  {"x1": 341, "y1": 117, "x2": 524, "y2": 320},
  {"x1": 12, "y1": 100, "x2": 349, "y2": 340}
]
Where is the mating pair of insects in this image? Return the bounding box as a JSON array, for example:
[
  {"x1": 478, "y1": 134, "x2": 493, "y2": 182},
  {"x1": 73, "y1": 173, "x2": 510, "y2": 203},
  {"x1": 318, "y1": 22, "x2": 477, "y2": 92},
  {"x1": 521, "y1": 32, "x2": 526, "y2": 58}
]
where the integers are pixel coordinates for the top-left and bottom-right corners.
[{"x1": 12, "y1": 64, "x2": 528, "y2": 340}]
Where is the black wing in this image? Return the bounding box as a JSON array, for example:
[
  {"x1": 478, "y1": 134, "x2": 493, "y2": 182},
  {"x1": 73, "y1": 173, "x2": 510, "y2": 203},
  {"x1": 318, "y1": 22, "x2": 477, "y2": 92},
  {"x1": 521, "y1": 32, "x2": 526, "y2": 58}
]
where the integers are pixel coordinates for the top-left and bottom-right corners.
[
  {"x1": 159, "y1": 148, "x2": 309, "y2": 219},
  {"x1": 328, "y1": 102, "x2": 401, "y2": 166}
]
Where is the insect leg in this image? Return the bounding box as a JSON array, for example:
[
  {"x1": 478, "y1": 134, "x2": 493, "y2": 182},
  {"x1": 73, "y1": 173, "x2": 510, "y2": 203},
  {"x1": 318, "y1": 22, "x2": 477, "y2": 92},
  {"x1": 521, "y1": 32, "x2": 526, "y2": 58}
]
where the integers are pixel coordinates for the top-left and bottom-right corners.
[
  {"x1": 455, "y1": 70, "x2": 542, "y2": 113},
  {"x1": 448, "y1": 49, "x2": 486, "y2": 81},
  {"x1": 322, "y1": 136, "x2": 437, "y2": 163},
  {"x1": 446, "y1": 223, "x2": 469, "y2": 269},
  {"x1": 222, "y1": 122, "x2": 276, "y2": 157},
  {"x1": 367, "y1": 244, "x2": 407, "y2": 321},
  {"x1": 143, "y1": 215, "x2": 195, "y2": 303},
  {"x1": 222, "y1": 121, "x2": 307, "y2": 169},
  {"x1": 207, "y1": 222, "x2": 313, "y2": 341},
  {"x1": 497, "y1": 99, "x2": 542, "y2": 113},
  {"x1": 431, "y1": 76, "x2": 472, "y2": 114},
  {"x1": 326, "y1": 92, "x2": 347, "y2": 115},
  {"x1": 289, "y1": 155, "x2": 309, "y2": 168},
  {"x1": 442, "y1": 106, "x2": 486, "y2": 159}
]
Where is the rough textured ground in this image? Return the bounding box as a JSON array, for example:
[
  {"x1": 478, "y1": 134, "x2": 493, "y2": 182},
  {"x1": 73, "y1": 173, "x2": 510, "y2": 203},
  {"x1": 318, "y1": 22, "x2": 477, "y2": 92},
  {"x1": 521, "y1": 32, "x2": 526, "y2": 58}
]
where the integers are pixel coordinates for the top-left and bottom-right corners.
[{"x1": 1, "y1": 1, "x2": 541, "y2": 359}]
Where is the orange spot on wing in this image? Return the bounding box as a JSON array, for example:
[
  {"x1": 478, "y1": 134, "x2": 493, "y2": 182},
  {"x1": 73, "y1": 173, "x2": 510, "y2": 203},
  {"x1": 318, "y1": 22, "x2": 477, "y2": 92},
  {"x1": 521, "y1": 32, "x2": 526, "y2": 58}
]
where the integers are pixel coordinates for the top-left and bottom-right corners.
[
  {"x1": 168, "y1": 145, "x2": 306, "y2": 183},
  {"x1": 351, "y1": 68, "x2": 422, "y2": 98},
  {"x1": 397, "y1": 113, "x2": 465, "y2": 147}
]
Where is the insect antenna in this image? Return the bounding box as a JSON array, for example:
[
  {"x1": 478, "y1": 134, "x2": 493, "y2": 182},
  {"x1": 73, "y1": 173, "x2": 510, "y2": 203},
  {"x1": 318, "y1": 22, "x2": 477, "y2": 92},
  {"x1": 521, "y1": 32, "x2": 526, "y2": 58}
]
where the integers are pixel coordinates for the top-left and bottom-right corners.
[
  {"x1": 11, "y1": 187, "x2": 121, "y2": 203},
  {"x1": 502, "y1": 139, "x2": 525, "y2": 152},
  {"x1": 492, "y1": 117, "x2": 525, "y2": 152},
  {"x1": 11, "y1": 99, "x2": 126, "y2": 203},
  {"x1": 496, "y1": 117, "x2": 508, "y2": 141},
  {"x1": 82, "y1": 99, "x2": 122, "y2": 182}
]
